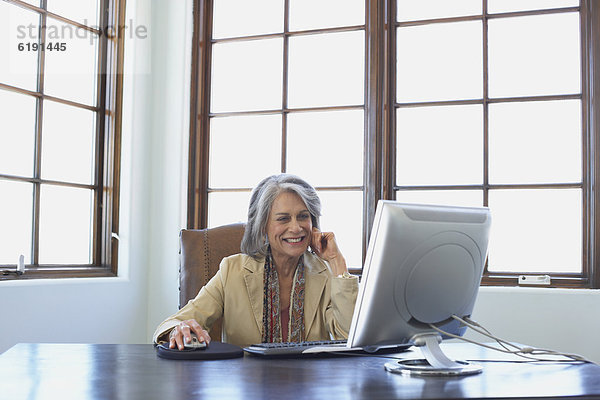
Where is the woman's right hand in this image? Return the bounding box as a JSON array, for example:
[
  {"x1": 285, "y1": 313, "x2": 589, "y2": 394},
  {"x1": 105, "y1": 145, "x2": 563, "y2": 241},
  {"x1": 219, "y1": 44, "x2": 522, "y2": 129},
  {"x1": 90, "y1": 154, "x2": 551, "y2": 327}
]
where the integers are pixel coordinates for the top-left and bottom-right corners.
[{"x1": 169, "y1": 319, "x2": 211, "y2": 350}]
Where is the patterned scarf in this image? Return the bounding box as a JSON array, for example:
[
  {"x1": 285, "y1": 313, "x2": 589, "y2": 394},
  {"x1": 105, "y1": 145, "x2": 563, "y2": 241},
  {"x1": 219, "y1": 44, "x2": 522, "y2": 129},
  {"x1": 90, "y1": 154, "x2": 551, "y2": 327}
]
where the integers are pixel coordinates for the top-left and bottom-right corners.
[{"x1": 262, "y1": 250, "x2": 305, "y2": 343}]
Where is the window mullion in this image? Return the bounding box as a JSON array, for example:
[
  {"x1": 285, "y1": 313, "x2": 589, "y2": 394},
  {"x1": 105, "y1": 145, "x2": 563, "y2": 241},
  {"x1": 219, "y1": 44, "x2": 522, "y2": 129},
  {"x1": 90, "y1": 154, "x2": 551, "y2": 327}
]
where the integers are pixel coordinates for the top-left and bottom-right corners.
[
  {"x1": 482, "y1": 0, "x2": 491, "y2": 277},
  {"x1": 385, "y1": 0, "x2": 396, "y2": 203},
  {"x1": 281, "y1": 0, "x2": 289, "y2": 174},
  {"x1": 94, "y1": 0, "x2": 107, "y2": 267},
  {"x1": 364, "y1": 0, "x2": 388, "y2": 259},
  {"x1": 100, "y1": 0, "x2": 126, "y2": 273},
  {"x1": 189, "y1": 0, "x2": 213, "y2": 229},
  {"x1": 482, "y1": 0, "x2": 489, "y2": 208},
  {"x1": 583, "y1": 0, "x2": 600, "y2": 288},
  {"x1": 31, "y1": 0, "x2": 48, "y2": 268}
]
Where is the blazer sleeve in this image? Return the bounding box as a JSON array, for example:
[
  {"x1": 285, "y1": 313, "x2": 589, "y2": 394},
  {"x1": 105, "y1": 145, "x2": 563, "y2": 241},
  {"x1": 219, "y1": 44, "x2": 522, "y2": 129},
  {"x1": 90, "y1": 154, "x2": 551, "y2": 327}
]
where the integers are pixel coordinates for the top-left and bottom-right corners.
[
  {"x1": 326, "y1": 274, "x2": 359, "y2": 339},
  {"x1": 152, "y1": 258, "x2": 231, "y2": 344}
]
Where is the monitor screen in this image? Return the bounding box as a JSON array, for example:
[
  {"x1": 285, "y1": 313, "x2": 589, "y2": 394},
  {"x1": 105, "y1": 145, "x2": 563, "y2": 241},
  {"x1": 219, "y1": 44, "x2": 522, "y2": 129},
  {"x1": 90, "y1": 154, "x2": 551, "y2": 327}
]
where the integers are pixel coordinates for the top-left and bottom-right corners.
[{"x1": 347, "y1": 201, "x2": 492, "y2": 352}]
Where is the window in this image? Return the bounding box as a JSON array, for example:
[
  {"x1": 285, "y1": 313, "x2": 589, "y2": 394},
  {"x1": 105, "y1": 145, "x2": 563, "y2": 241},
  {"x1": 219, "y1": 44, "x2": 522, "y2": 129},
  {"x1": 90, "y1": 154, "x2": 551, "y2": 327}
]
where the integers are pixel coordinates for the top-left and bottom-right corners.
[
  {"x1": 0, "y1": 0, "x2": 125, "y2": 279},
  {"x1": 189, "y1": 0, "x2": 600, "y2": 288},
  {"x1": 392, "y1": 0, "x2": 598, "y2": 288},
  {"x1": 189, "y1": 0, "x2": 366, "y2": 267}
]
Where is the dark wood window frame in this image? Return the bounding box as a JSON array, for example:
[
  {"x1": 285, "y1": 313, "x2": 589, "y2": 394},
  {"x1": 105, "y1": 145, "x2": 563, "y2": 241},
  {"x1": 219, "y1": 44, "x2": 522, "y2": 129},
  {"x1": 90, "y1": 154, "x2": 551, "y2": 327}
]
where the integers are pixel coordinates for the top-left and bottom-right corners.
[
  {"x1": 188, "y1": 0, "x2": 366, "y2": 243},
  {"x1": 0, "y1": 0, "x2": 126, "y2": 280},
  {"x1": 188, "y1": 0, "x2": 600, "y2": 288}
]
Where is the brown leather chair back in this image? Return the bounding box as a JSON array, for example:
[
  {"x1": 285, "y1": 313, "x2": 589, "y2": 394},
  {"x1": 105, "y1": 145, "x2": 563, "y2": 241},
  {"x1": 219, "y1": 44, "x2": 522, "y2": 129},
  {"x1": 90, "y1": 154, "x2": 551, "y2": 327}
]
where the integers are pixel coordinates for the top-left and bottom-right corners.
[{"x1": 179, "y1": 223, "x2": 246, "y2": 341}]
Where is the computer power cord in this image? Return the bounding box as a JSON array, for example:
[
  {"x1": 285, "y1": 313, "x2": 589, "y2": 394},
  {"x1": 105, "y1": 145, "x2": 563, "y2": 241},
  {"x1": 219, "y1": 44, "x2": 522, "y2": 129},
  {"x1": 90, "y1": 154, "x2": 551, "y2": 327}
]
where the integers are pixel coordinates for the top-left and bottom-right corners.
[{"x1": 428, "y1": 315, "x2": 592, "y2": 364}]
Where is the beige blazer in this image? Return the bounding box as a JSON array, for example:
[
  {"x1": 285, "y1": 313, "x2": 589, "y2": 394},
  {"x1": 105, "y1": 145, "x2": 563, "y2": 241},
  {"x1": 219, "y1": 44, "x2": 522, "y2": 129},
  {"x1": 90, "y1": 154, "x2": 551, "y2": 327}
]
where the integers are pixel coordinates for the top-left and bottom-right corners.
[{"x1": 153, "y1": 252, "x2": 358, "y2": 347}]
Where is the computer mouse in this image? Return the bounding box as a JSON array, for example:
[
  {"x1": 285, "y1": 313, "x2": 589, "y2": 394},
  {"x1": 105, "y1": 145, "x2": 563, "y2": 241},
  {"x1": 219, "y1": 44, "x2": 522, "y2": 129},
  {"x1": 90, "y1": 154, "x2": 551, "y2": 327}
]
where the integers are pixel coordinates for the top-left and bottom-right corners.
[{"x1": 183, "y1": 333, "x2": 208, "y2": 350}]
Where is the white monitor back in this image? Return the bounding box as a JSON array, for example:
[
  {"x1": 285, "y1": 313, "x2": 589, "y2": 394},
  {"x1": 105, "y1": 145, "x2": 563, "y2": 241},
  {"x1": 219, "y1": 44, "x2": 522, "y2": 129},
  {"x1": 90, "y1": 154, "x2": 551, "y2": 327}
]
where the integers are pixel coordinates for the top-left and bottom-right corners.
[{"x1": 348, "y1": 201, "x2": 492, "y2": 350}]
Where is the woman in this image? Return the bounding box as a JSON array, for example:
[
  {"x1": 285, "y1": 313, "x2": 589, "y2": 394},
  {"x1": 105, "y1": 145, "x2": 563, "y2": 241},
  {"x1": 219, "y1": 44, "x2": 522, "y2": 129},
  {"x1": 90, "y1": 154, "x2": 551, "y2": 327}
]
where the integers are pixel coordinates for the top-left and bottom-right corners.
[{"x1": 153, "y1": 174, "x2": 358, "y2": 349}]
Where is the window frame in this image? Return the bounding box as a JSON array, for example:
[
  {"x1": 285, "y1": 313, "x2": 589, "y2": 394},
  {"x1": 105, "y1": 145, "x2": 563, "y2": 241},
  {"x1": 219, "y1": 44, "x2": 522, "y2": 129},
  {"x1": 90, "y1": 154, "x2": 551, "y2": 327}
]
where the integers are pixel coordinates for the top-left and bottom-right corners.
[
  {"x1": 389, "y1": 1, "x2": 599, "y2": 289},
  {"x1": 188, "y1": 0, "x2": 600, "y2": 288},
  {"x1": 0, "y1": 0, "x2": 126, "y2": 280},
  {"x1": 188, "y1": 0, "x2": 367, "y2": 269}
]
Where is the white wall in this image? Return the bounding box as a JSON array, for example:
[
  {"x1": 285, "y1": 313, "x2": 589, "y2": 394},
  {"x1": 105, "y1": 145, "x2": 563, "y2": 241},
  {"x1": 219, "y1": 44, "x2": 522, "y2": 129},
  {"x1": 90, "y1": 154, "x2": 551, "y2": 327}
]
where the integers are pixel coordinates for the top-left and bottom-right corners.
[
  {"x1": 1, "y1": 1, "x2": 599, "y2": 368},
  {"x1": 143, "y1": 0, "x2": 192, "y2": 340}
]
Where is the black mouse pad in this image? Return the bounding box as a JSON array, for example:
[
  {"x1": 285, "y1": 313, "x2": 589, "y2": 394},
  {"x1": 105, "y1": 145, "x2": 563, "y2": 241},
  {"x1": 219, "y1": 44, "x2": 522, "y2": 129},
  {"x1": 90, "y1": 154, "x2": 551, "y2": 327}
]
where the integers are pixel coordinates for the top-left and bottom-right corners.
[{"x1": 156, "y1": 342, "x2": 244, "y2": 360}]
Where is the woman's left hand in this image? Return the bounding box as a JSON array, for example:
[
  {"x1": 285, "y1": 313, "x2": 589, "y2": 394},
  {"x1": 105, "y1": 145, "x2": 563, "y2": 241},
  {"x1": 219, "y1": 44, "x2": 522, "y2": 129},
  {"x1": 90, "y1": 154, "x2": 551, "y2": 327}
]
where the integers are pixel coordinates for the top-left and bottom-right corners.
[{"x1": 311, "y1": 227, "x2": 348, "y2": 276}]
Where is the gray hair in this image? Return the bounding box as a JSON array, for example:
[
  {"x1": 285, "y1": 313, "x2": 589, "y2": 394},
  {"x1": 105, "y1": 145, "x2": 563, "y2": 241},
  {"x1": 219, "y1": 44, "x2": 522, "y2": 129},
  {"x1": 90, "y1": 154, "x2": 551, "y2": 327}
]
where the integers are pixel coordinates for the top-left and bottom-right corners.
[{"x1": 241, "y1": 174, "x2": 321, "y2": 259}]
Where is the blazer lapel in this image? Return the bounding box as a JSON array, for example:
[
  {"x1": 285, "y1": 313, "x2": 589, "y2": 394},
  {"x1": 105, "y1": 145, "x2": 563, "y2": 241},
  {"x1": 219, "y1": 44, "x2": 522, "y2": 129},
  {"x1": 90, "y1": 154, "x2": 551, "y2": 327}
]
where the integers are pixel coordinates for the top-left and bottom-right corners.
[
  {"x1": 240, "y1": 253, "x2": 329, "y2": 339},
  {"x1": 303, "y1": 254, "x2": 328, "y2": 336},
  {"x1": 242, "y1": 257, "x2": 264, "y2": 335}
]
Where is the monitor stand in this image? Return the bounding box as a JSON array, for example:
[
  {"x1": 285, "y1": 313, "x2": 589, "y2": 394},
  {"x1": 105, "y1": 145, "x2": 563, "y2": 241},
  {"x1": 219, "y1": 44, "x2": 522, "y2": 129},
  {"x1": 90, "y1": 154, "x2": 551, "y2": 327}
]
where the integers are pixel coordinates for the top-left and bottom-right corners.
[{"x1": 384, "y1": 333, "x2": 483, "y2": 376}]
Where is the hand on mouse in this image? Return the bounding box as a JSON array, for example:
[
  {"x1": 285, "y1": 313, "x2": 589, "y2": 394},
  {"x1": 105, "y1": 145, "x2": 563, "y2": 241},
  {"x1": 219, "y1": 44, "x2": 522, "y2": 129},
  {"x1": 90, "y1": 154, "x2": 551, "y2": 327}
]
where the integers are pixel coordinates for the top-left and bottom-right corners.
[{"x1": 169, "y1": 319, "x2": 211, "y2": 350}]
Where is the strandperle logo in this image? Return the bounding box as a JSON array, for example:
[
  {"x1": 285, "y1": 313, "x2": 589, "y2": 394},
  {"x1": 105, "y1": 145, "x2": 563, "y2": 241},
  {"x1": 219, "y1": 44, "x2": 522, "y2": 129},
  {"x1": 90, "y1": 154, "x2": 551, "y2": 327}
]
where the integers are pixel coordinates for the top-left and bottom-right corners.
[
  {"x1": 6, "y1": 11, "x2": 151, "y2": 75},
  {"x1": 15, "y1": 18, "x2": 149, "y2": 44}
]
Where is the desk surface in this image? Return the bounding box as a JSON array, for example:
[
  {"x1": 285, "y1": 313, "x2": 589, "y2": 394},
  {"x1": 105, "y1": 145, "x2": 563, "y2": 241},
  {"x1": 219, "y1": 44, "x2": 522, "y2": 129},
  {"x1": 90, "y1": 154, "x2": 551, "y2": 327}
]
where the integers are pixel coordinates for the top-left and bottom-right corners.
[{"x1": 1, "y1": 342, "x2": 599, "y2": 400}]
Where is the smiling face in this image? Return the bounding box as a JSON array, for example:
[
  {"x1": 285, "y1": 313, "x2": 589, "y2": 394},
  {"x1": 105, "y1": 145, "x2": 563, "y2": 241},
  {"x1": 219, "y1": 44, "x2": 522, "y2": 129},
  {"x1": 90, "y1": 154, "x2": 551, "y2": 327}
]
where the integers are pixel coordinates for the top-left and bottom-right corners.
[{"x1": 266, "y1": 191, "x2": 313, "y2": 265}]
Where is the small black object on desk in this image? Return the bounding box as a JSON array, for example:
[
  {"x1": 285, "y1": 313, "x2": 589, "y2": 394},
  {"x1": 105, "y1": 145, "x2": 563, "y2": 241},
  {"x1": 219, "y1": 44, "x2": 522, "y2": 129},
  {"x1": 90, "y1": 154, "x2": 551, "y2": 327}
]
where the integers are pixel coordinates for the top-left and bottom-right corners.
[{"x1": 156, "y1": 341, "x2": 244, "y2": 360}]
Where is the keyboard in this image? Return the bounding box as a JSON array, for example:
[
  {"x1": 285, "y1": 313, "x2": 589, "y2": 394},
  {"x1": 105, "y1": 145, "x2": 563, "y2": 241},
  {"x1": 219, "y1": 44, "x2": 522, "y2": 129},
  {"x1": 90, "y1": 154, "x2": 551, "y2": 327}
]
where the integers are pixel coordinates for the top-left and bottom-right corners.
[{"x1": 244, "y1": 340, "x2": 358, "y2": 356}]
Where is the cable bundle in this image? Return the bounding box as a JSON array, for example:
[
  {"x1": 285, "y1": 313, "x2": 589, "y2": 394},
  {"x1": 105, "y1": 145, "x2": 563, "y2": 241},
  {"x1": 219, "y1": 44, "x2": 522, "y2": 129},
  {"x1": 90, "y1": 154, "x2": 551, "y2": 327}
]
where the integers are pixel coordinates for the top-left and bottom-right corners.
[{"x1": 428, "y1": 315, "x2": 591, "y2": 363}]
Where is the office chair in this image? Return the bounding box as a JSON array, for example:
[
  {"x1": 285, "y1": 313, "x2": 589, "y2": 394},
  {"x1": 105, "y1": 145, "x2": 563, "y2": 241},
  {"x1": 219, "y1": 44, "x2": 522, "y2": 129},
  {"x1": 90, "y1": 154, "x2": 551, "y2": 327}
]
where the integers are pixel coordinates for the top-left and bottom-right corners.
[{"x1": 179, "y1": 222, "x2": 246, "y2": 342}]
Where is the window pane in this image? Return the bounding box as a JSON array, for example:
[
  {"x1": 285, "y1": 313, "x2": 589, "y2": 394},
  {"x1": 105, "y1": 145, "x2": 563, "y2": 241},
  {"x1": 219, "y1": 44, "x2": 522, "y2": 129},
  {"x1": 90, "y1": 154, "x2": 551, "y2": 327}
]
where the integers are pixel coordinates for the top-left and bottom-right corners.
[
  {"x1": 396, "y1": 105, "x2": 483, "y2": 186},
  {"x1": 0, "y1": 90, "x2": 36, "y2": 177},
  {"x1": 208, "y1": 191, "x2": 252, "y2": 228},
  {"x1": 287, "y1": 110, "x2": 363, "y2": 187},
  {"x1": 397, "y1": 0, "x2": 481, "y2": 22},
  {"x1": 489, "y1": 100, "x2": 581, "y2": 184},
  {"x1": 318, "y1": 190, "x2": 363, "y2": 268},
  {"x1": 211, "y1": 38, "x2": 283, "y2": 113},
  {"x1": 488, "y1": 13, "x2": 580, "y2": 98},
  {"x1": 46, "y1": 0, "x2": 99, "y2": 27},
  {"x1": 44, "y1": 18, "x2": 98, "y2": 106},
  {"x1": 397, "y1": 21, "x2": 482, "y2": 103},
  {"x1": 488, "y1": 0, "x2": 578, "y2": 14},
  {"x1": 396, "y1": 190, "x2": 483, "y2": 208},
  {"x1": 209, "y1": 114, "x2": 281, "y2": 188},
  {"x1": 487, "y1": 189, "x2": 581, "y2": 273},
  {"x1": 42, "y1": 100, "x2": 96, "y2": 184},
  {"x1": 289, "y1": 0, "x2": 364, "y2": 31},
  {"x1": 39, "y1": 185, "x2": 93, "y2": 264},
  {"x1": 288, "y1": 30, "x2": 364, "y2": 108},
  {"x1": 212, "y1": 0, "x2": 283, "y2": 39},
  {"x1": 0, "y1": 180, "x2": 33, "y2": 264},
  {"x1": 1, "y1": 2, "x2": 40, "y2": 91}
]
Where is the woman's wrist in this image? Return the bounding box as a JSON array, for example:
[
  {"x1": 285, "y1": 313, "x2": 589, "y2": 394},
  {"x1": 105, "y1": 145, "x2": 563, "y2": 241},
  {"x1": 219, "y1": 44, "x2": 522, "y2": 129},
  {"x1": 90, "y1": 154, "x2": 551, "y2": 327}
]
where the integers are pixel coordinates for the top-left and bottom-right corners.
[{"x1": 327, "y1": 254, "x2": 347, "y2": 276}]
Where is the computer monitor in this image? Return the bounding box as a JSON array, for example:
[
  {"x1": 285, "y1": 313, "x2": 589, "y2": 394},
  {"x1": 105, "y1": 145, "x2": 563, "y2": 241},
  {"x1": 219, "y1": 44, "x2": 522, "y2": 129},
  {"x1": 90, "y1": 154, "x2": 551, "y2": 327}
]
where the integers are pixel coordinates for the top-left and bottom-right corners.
[{"x1": 347, "y1": 201, "x2": 492, "y2": 376}]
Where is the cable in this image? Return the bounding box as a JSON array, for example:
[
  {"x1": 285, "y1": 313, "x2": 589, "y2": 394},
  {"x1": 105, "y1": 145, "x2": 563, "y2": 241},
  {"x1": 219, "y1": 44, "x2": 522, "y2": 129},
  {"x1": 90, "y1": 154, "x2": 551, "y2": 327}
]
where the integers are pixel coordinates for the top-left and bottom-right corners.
[
  {"x1": 455, "y1": 315, "x2": 588, "y2": 362},
  {"x1": 428, "y1": 315, "x2": 592, "y2": 364},
  {"x1": 458, "y1": 315, "x2": 590, "y2": 362}
]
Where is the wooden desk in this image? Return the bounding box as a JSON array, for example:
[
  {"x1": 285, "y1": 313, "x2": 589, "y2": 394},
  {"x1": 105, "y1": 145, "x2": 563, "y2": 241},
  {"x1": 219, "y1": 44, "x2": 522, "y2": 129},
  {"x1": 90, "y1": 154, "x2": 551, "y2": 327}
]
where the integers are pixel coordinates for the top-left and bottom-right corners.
[{"x1": 1, "y1": 343, "x2": 599, "y2": 399}]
